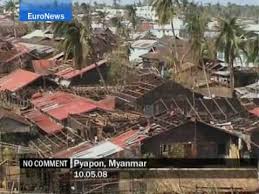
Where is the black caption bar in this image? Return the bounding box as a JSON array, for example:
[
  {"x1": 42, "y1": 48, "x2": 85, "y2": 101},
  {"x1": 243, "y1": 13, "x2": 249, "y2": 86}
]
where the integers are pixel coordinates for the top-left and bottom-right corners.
[
  {"x1": 19, "y1": 158, "x2": 258, "y2": 169},
  {"x1": 72, "y1": 158, "x2": 259, "y2": 169},
  {"x1": 20, "y1": 158, "x2": 70, "y2": 168}
]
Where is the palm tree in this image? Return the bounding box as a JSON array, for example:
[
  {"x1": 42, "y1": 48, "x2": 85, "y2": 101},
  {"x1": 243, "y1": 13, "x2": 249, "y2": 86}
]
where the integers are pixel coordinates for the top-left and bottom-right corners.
[
  {"x1": 5, "y1": 0, "x2": 16, "y2": 38},
  {"x1": 215, "y1": 17, "x2": 245, "y2": 96},
  {"x1": 111, "y1": 17, "x2": 129, "y2": 39},
  {"x1": 96, "y1": 11, "x2": 108, "y2": 29},
  {"x1": 126, "y1": 5, "x2": 137, "y2": 32},
  {"x1": 52, "y1": 19, "x2": 107, "y2": 89},
  {"x1": 107, "y1": 42, "x2": 132, "y2": 85},
  {"x1": 73, "y1": 2, "x2": 80, "y2": 18},
  {"x1": 113, "y1": 0, "x2": 120, "y2": 8},
  {"x1": 52, "y1": 19, "x2": 94, "y2": 70},
  {"x1": 184, "y1": 3, "x2": 212, "y2": 96},
  {"x1": 243, "y1": 32, "x2": 259, "y2": 66},
  {"x1": 80, "y1": 3, "x2": 91, "y2": 14},
  {"x1": 150, "y1": 0, "x2": 180, "y2": 61}
]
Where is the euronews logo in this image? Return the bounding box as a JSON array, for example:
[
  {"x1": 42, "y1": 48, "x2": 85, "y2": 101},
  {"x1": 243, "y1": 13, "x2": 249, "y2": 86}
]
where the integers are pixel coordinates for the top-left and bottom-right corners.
[{"x1": 20, "y1": 0, "x2": 72, "y2": 21}]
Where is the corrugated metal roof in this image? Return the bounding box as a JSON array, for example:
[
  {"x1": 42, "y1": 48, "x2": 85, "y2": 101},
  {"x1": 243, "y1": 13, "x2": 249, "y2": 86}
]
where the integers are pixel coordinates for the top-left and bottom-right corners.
[
  {"x1": 24, "y1": 109, "x2": 63, "y2": 134},
  {"x1": 31, "y1": 91, "x2": 100, "y2": 121},
  {"x1": 131, "y1": 39, "x2": 157, "y2": 49},
  {"x1": 32, "y1": 59, "x2": 57, "y2": 75},
  {"x1": 22, "y1": 30, "x2": 53, "y2": 39},
  {"x1": 53, "y1": 141, "x2": 92, "y2": 158},
  {"x1": 249, "y1": 108, "x2": 259, "y2": 117},
  {"x1": 16, "y1": 42, "x2": 55, "y2": 54},
  {"x1": 0, "y1": 42, "x2": 31, "y2": 64},
  {"x1": 0, "y1": 69, "x2": 41, "y2": 92},
  {"x1": 72, "y1": 141, "x2": 123, "y2": 159},
  {"x1": 112, "y1": 130, "x2": 148, "y2": 148},
  {"x1": 55, "y1": 60, "x2": 107, "y2": 79}
]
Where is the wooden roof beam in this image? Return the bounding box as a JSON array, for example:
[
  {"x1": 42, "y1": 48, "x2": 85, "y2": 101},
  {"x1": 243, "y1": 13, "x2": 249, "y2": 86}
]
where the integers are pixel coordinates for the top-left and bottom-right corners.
[
  {"x1": 212, "y1": 98, "x2": 227, "y2": 120},
  {"x1": 199, "y1": 99, "x2": 216, "y2": 120},
  {"x1": 124, "y1": 89, "x2": 144, "y2": 97},
  {"x1": 44, "y1": 135, "x2": 61, "y2": 147},
  {"x1": 137, "y1": 81, "x2": 157, "y2": 88},
  {"x1": 224, "y1": 98, "x2": 238, "y2": 114},
  {"x1": 186, "y1": 97, "x2": 202, "y2": 121}
]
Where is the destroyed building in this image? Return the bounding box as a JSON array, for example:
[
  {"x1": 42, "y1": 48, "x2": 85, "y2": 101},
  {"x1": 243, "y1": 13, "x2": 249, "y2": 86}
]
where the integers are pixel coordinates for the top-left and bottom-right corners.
[
  {"x1": 0, "y1": 40, "x2": 33, "y2": 74},
  {"x1": 52, "y1": 60, "x2": 109, "y2": 87}
]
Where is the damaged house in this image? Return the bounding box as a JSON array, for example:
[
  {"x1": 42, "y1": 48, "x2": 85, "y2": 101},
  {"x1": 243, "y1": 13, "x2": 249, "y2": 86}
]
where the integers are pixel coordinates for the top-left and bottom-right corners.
[
  {"x1": 115, "y1": 73, "x2": 201, "y2": 115},
  {"x1": 0, "y1": 69, "x2": 57, "y2": 103},
  {"x1": 0, "y1": 40, "x2": 33, "y2": 74},
  {"x1": 140, "y1": 37, "x2": 195, "y2": 77},
  {"x1": 0, "y1": 16, "x2": 28, "y2": 37},
  {"x1": 52, "y1": 60, "x2": 109, "y2": 87},
  {"x1": 67, "y1": 109, "x2": 145, "y2": 142},
  {"x1": 0, "y1": 108, "x2": 33, "y2": 145},
  {"x1": 143, "y1": 94, "x2": 259, "y2": 158},
  {"x1": 22, "y1": 91, "x2": 113, "y2": 156},
  {"x1": 141, "y1": 120, "x2": 241, "y2": 158}
]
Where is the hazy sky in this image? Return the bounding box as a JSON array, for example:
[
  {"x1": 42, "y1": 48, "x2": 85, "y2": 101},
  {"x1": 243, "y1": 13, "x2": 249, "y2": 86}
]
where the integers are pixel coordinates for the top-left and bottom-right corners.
[
  {"x1": 0, "y1": 0, "x2": 258, "y2": 6},
  {"x1": 76, "y1": 0, "x2": 259, "y2": 5}
]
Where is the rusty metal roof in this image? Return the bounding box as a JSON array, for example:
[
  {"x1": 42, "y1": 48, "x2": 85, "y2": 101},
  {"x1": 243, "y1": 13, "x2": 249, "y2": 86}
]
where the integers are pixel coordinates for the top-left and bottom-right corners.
[
  {"x1": 55, "y1": 60, "x2": 107, "y2": 80},
  {"x1": 111, "y1": 130, "x2": 148, "y2": 148},
  {"x1": 31, "y1": 91, "x2": 101, "y2": 121},
  {"x1": 0, "y1": 69, "x2": 41, "y2": 92},
  {"x1": 32, "y1": 59, "x2": 57, "y2": 75},
  {"x1": 24, "y1": 109, "x2": 63, "y2": 134},
  {"x1": 249, "y1": 108, "x2": 259, "y2": 117}
]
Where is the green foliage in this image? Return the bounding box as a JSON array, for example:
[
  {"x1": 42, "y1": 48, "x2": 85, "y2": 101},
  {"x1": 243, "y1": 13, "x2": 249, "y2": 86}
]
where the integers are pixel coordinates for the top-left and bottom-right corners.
[
  {"x1": 215, "y1": 17, "x2": 245, "y2": 65},
  {"x1": 80, "y1": 3, "x2": 91, "y2": 14},
  {"x1": 216, "y1": 17, "x2": 246, "y2": 93},
  {"x1": 52, "y1": 19, "x2": 94, "y2": 70},
  {"x1": 4, "y1": 0, "x2": 16, "y2": 13},
  {"x1": 150, "y1": 0, "x2": 178, "y2": 25},
  {"x1": 107, "y1": 43, "x2": 133, "y2": 85},
  {"x1": 184, "y1": 3, "x2": 215, "y2": 63},
  {"x1": 126, "y1": 5, "x2": 138, "y2": 31},
  {"x1": 204, "y1": 3, "x2": 259, "y2": 18},
  {"x1": 96, "y1": 11, "x2": 108, "y2": 28},
  {"x1": 111, "y1": 17, "x2": 129, "y2": 39},
  {"x1": 242, "y1": 32, "x2": 259, "y2": 65}
]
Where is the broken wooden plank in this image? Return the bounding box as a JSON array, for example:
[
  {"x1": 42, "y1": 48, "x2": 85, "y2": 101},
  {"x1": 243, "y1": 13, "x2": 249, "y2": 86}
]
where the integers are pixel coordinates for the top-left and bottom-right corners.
[
  {"x1": 124, "y1": 89, "x2": 144, "y2": 96},
  {"x1": 36, "y1": 138, "x2": 52, "y2": 151},
  {"x1": 44, "y1": 136, "x2": 61, "y2": 147},
  {"x1": 136, "y1": 81, "x2": 156, "y2": 88},
  {"x1": 52, "y1": 133, "x2": 68, "y2": 145}
]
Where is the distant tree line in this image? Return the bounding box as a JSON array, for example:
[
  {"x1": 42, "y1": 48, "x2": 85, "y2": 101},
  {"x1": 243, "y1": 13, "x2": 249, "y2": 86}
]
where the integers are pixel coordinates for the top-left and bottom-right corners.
[{"x1": 203, "y1": 3, "x2": 259, "y2": 19}]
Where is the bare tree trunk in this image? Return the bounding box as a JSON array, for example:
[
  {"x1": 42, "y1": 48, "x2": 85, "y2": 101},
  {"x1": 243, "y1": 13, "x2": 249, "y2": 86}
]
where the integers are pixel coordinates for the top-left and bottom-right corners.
[
  {"x1": 13, "y1": 13, "x2": 16, "y2": 38},
  {"x1": 95, "y1": 63, "x2": 108, "y2": 94},
  {"x1": 230, "y1": 60, "x2": 235, "y2": 98},
  {"x1": 170, "y1": 19, "x2": 179, "y2": 67},
  {"x1": 201, "y1": 59, "x2": 211, "y2": 98}
]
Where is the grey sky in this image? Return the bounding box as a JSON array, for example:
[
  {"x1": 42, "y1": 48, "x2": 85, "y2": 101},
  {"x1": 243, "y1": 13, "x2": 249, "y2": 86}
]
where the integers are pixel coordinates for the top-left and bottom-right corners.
[{"x1": 76, "y1": 0, "x2": 259, "y2": 5}]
